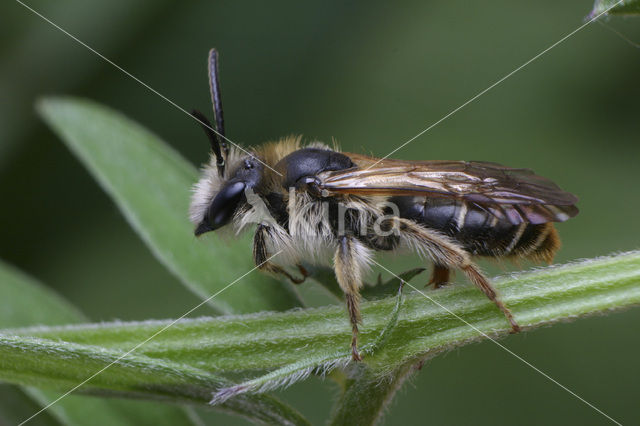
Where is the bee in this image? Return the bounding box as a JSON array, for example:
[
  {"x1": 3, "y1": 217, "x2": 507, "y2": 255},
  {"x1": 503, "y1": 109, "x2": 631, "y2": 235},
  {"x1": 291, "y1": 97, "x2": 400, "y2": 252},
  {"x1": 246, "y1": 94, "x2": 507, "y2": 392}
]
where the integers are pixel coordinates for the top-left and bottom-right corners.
[{"x1": 190, "y1": 49, "x2": 579, "y2": 361}]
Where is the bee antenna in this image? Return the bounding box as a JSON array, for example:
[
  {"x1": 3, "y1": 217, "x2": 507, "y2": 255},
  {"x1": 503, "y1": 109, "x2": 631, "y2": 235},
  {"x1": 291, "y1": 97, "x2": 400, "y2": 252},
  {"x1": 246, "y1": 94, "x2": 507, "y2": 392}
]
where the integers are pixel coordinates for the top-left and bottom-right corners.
[
  {"x1": 208, "y1": 49, "x2": 229, "y2": 164},
  {"x1": 191, "y1": 109, "x2": 224, "y2": 176}
]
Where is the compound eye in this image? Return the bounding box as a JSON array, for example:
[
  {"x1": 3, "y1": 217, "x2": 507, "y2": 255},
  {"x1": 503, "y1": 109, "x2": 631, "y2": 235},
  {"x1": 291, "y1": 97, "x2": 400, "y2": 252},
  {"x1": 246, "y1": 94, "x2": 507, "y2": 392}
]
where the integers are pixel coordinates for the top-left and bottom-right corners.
[{"x1": 195, "y1": 181, "x2": 246, "y2": 235}]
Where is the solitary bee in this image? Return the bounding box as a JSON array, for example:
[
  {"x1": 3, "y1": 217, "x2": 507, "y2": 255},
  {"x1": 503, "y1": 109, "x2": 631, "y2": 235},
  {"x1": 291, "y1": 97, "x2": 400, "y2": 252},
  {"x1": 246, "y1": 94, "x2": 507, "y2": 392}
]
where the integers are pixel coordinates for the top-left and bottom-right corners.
[{"x1": 190, "y1": 49, "x2": 579, "y2": 361}]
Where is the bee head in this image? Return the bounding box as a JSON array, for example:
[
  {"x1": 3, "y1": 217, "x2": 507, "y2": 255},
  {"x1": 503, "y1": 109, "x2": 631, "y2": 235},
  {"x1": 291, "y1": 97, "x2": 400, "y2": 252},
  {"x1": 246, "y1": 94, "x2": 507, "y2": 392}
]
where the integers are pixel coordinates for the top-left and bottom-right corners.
[
  {"x1": 190, "y1": 48, "x2": 268, "y2": 236},
  {"x1": 193, "y1": 156, "x2": 264, "y2": 236}
]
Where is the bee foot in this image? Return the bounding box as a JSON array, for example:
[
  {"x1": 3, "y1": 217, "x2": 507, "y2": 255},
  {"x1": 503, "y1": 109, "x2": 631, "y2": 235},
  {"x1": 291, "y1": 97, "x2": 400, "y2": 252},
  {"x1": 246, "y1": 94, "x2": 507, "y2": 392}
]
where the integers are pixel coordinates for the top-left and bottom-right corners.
[{"x1": 351, "y1": 348, "x2": 363, "y2": 362}]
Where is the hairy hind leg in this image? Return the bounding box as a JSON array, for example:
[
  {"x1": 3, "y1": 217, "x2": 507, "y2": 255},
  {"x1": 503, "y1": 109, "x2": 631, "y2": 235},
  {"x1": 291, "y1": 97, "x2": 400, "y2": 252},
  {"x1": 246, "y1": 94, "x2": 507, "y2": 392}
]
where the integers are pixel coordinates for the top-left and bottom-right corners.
[
  {"x1": 394, "y1": 218, "x2": 520, "y2": 333},
  {"x1": 253, "y1": 224, "x2": 308, "y2": 284},
  {"x1": 334, "y1": 235, "x2": 372, "y2": 361}
]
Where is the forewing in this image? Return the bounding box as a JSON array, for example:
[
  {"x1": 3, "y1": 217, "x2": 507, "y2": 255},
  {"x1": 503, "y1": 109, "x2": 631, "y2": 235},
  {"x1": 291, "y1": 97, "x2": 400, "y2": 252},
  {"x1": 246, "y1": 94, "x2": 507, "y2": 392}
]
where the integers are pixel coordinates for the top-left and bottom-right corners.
[{"x1": 317, "y1": 154, "x2": 579, "y2": 224}]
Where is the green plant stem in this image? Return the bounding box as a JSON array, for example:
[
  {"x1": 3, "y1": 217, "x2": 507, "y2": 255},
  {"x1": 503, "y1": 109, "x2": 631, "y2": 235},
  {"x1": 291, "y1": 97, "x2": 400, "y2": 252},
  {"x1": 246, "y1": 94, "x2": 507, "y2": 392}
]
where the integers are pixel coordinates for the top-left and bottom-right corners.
[
  {"x1": 5, "y1": 251, "x2": 639, "y2": 391},
  {"x1": 590, "y1": 0, "x2": 640, "y2": 17},
  {"x1": 328, "y1": 362, "x2": 415, "y2": 426},
  {"x1": 0, "y1": 335, "x2": 309, "y2": 426},
  {"x1": 211, "y1": 280, "x2": 408, "y2": 404},
  {"x1": 0, "y1": 260, "x2": 203, "y2": 426}
]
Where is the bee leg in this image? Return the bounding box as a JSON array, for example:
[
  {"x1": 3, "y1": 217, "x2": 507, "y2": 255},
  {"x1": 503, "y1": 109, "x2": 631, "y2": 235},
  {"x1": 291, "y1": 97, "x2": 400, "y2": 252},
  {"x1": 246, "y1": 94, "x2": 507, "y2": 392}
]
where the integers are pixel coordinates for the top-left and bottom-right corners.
[
  {"x1": 253, "y1": 225, "x2": 306, "y2": 284},
  {"x1": 296, "y1": 264, "x2": 311, "y2": 281},
  {"x1": 427, "y1": 264, "x2": 450, "y2": 289},
  {"x1": 463, "y1": 264, "x2": 520, "y2": 333},
  {"x1": 334, "y1": 235, "x2": 371, "y2": 361},
  {"x1": 395, "y1": 218, "x2": 520, "y2": 333}
]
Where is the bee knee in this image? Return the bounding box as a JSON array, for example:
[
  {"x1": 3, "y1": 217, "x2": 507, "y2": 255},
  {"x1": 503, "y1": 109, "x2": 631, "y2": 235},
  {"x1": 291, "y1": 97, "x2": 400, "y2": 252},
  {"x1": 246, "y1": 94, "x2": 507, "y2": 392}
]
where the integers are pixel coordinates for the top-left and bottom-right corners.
[
  {"x1": 459, "y1": 258, "x2": 471, "y2": 268},
  {"x1": 447, "y1": 251, "x2": 470, "y2": 269}
]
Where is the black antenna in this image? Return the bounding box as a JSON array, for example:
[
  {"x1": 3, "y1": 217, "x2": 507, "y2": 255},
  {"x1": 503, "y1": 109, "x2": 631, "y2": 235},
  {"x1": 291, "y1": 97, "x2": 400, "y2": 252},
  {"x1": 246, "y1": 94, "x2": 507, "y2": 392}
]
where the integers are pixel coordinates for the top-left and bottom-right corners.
[
  {"x1": 191, "y1": 109, "x2": 223, "y2": 172},
  {"x1": 208, "y1": 49, "x2": 228, "y2": 164},
  {"x1": 191, "y1": 48, "x2": 227, "y2": 177}
]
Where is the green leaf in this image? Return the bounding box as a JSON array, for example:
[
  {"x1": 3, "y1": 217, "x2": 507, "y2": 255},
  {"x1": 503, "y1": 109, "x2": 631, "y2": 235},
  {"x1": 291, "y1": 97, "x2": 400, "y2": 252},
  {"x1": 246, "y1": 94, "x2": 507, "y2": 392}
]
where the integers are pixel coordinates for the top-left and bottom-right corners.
[
  {"x1": 10, "y1": 251, "x2": 640, "y2": 400},
  {"x1": 589, "y1": 0, "x2": 640, "y2": 17},
  {"x1": 0, "y1": 384, "x2": 61, "y2": 426},
  {"x1": 0, "y1": 259, "x2": 309, "y2": 425},
  {"x1": 0, "y1": 259, "x2": 199, "y2": 426},
  {"x1": 22, "y1": 387, "x2": 205, "y2": 426},
  {"x1": 36, "y1": 97, "x2": 302, "y2": 314},
  {"x1": 0, "y1": 335, "x2": 309, "y2": 426},
  {"x1": 0, "y1": 259, "x2": 84, "y2": 328},
  {"x1": 327, "y1": 362, "x2": 415, "y2": 426}
]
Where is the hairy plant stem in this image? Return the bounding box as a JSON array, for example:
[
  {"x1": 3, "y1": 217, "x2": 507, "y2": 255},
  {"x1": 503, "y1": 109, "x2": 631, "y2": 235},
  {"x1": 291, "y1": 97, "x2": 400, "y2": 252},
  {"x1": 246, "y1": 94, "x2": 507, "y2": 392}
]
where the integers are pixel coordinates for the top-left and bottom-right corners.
[
  {"x1": 3, "y1": 252, "x2": 638, "y2": 411},
  {"x1": 328, "y1": 361, "x2": 417, "y2": 426}
]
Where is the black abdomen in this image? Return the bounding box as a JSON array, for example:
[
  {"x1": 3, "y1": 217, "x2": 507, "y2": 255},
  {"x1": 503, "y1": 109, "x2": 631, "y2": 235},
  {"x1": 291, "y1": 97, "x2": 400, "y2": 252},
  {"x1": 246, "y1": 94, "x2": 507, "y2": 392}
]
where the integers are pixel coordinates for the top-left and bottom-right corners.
[{"x1": 391, "y1": 196, "x2": 562, "y2": 260}]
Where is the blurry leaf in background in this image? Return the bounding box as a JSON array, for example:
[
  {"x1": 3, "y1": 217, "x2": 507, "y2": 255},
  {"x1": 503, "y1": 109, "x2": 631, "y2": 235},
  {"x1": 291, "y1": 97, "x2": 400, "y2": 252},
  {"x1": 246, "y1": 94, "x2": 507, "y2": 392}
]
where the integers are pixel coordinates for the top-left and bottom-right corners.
[
  {"x1": 0, "y1": 259, "x2": 82, "y2": 327},
  {"x1": 0, "y1": 1, "x2": 174, "y2": 168},
  {"x1": 0, "y1": 259, "x2": 199, "y2": 426},
  {"x1": 590, "y1": 0, "x2": 640, "y2": 17},
  {"x1": 0, "y1": 384, "x2": 61, "y2": 426},
  {"x1": 37, "y1": 97, "x2": 302, "y2": 315}
]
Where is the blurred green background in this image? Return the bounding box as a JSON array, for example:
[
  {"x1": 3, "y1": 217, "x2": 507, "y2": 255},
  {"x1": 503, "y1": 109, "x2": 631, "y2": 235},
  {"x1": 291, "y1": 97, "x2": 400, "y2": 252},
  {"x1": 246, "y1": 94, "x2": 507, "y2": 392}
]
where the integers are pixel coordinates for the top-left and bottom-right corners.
[{"x1": 1, "y1": 1, "x2": 639, "y2": 425}]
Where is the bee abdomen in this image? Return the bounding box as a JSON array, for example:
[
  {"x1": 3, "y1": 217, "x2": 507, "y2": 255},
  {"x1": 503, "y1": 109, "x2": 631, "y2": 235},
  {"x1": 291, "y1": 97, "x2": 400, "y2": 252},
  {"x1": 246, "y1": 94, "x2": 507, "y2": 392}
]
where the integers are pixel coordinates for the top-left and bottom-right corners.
[{"x1": 391, "y1": 196, "x2": 568, "y2": 261}]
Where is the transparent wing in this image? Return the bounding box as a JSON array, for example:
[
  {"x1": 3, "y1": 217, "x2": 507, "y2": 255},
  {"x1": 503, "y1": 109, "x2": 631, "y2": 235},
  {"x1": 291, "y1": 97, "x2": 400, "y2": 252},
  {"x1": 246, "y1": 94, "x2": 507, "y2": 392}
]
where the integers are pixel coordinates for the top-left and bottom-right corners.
[{"x1": 317, "y1": 153, "x2": 579, "y2": 224}]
